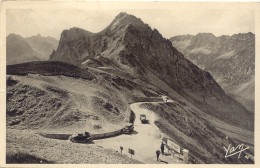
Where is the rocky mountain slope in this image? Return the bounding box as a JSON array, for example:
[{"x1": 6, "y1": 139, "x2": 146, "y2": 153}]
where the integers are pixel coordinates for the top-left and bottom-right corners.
[
  {"x1": 6, "y1": 34, "x2": 58, "y2": 65},
  {"x1": 170, "y1": 33, "x2": 255, "y2": 112},
  {"x1": 50, "y1": 12, "x2": 253, "y2": 130}
]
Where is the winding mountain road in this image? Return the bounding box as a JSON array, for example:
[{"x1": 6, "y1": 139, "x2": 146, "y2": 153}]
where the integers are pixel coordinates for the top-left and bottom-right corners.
[{"x1": 94, "y1": 100, "x2": 183, "y2": 164}]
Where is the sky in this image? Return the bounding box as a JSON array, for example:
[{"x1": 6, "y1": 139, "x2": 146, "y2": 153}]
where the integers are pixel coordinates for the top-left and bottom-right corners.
[{"x1": 6, "y1": 5, "x2": 255, "y2": 40}]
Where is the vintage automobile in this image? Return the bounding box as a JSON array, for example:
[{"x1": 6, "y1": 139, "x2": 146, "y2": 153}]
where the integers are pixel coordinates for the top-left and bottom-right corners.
[
  {"x1": 122, "y1": 123, "x2": 134, "y2": 134},
  {"x1": 140, "y1": 114, "x2": 149, "y2": 124},
  {"x1": 69, "y1": 131, "x2": 93, "y2": 143}
]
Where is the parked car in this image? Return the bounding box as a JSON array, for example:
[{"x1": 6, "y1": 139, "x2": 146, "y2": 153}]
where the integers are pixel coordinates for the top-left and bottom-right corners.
[
  {"x1": 70, "y1": 132, "x2": 93, "y2": 143},
  {"x1": 122, "y1": 123, "x2": 134, "y2": 134},
  {"x1": 140, "y1": 114, "x2": 149, "y2": 124}
]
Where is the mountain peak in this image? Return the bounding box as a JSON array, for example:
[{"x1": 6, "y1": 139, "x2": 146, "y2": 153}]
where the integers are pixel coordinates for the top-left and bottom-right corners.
[
  {"x1": 114, "y1": 12, "x2": 138, "y2": 21},
  {"x1": 108, "y1": 12, "x2": 147, "y2": 30},
  {"x1": 59, "y1": 27, "x2": 93, "y2": 43},
  {"x1": 115, "y1": 12, "x2": 128, "y2": 19}
]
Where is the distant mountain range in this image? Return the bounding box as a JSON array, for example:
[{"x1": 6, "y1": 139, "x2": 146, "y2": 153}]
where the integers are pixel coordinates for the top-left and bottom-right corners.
[
  {"x1": 170, "y1": 33, "x2": 255, "y2": 112},
  {"x1": 6, "y1": 34, "x2": 58, "y2": 65}
]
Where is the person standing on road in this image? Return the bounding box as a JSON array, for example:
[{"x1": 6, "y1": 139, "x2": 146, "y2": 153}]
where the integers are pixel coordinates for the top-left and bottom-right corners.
[
  {"x1": 156, "y1": 150, "x2": 160, "y2": 161},
  {"x1": 161, "y1": 142, "x2": 165, "y2": 155}
]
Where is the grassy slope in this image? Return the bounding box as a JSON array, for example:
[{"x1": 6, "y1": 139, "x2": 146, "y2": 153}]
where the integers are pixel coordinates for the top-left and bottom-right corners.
[{"x1": 7, "y1": 73, "x2": 136, "y2": 133}]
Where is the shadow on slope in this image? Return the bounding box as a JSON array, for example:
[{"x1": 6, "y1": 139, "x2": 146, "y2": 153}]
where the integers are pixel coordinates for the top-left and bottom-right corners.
[
  {"x1": 6, "y1": 152, "x2": 55, "y2": 164},
  {"x1": 7, "y1": 61, "x2": 95, "y2": 80}
]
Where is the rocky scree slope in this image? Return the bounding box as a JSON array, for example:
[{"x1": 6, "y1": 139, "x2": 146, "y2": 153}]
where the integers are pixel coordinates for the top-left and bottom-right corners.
[
  {"x1": 170, "y1": 33, "x2": 255, "y2": 112},
  {"x1": 50, "y1": 12, "x2": 253, "y2": 130}
]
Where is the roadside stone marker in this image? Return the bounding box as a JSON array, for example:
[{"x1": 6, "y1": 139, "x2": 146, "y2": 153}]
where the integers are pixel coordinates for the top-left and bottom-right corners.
[
  {"x1": 182, "y1": 149, "x2": 189, "y2": 162},
  {"x1": 128, "y1": 148, "x2": 135, "y2": 158},
  {"x1": 167, "y1": 139, "x2": 180, "y2": 153},
  {"x1": 120, "y1": 146, "x2": 123, "y2": 154}
]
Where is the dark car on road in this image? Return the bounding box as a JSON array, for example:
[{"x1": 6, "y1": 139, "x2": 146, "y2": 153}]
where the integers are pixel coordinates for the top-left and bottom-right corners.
[
  {"x1": 140, "y1": 114, "x2": 149, "y2": 124},
  {"x1": 122, "y1": 123, "x2": 134, "y2": 134},
  {"x1": 70, "y1": 132, "x2": 93, "y2": 143}
]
